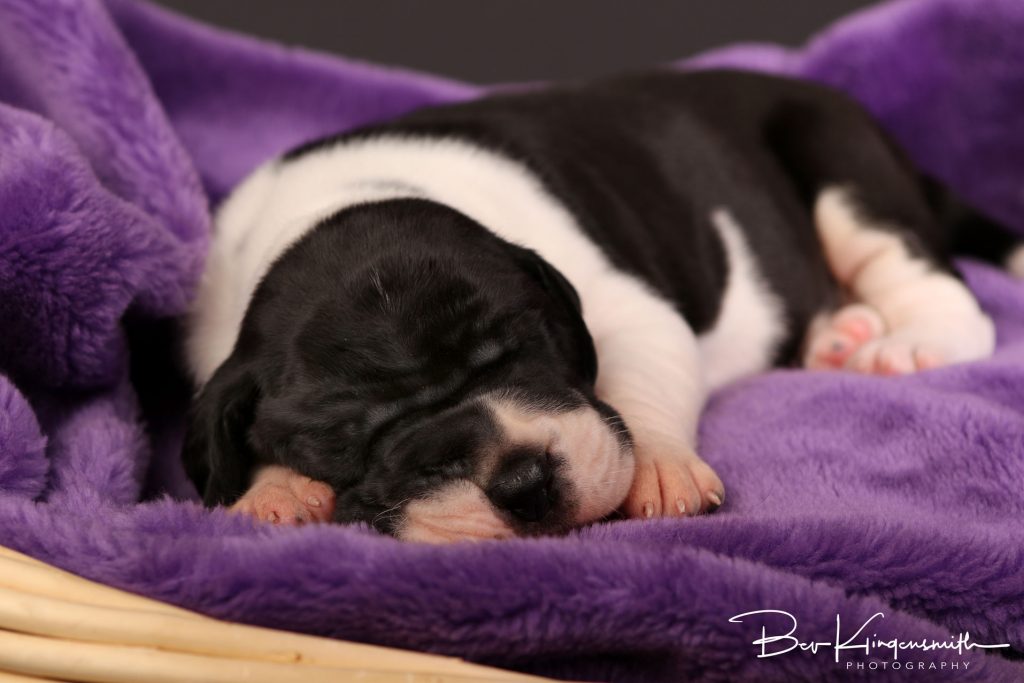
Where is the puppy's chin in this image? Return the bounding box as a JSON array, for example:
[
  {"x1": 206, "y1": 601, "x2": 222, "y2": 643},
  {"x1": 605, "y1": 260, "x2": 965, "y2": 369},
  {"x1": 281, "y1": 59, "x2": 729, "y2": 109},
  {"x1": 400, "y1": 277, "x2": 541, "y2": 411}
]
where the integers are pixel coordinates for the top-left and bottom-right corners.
[
  {"x1": 396, "y1": 399, "x2": 634, "y2": 543},
  {"x1": 398, "y1": 481, "x2": 516, "y2": 543}
]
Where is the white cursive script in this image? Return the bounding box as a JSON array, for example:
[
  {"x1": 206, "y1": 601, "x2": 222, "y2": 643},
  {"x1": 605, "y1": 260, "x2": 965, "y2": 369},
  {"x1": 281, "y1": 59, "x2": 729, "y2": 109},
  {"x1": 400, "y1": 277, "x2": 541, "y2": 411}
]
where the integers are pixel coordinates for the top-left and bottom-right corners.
[{"x1": 728, "y1": 610, "x2": 1010, "y2": 663}]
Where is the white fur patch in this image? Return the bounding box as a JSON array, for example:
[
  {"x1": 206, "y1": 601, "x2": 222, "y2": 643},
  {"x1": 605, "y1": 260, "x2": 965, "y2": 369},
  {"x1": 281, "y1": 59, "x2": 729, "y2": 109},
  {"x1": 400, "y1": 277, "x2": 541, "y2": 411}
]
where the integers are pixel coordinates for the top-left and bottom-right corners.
[{"x1": 697, "y1": 209, "x2": 785, "y2": 391}]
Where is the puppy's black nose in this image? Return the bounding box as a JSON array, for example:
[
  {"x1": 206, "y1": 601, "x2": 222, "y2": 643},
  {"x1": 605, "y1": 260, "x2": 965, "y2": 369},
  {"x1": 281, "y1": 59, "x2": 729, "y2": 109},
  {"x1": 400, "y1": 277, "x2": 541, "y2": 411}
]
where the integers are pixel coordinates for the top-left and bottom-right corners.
[{"x1": 486, "y1": 451, "x2": 555, "y2": 523}]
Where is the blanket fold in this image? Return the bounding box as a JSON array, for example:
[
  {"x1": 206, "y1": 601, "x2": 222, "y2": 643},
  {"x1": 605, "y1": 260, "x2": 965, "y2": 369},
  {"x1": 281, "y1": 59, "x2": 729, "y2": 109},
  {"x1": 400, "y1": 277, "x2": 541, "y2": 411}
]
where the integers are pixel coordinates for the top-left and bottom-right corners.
[{"x1": 0, "y1": 0, "x2": 1022, "y2": 680}]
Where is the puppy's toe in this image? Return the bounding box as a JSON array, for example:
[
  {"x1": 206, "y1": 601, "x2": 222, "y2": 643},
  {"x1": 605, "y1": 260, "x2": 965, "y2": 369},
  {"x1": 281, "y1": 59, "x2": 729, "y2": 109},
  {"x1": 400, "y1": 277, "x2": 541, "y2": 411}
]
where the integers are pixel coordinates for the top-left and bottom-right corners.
[
  {"x1": 913, "y1": 346, "x2": 944, "y2": 370},
  {"x1": 876, "y1": 342, "x2": 917, "y2": 375},
  {"x1": 832, "y1": 304, "x2": 886, "y2": 342},
  {"x1": 231, "y1": 485, "x2": 302, "y2": 525},
  {"x1": 686, "y1": 457, "x2": 725, "y2": 513},
  {"x1": 846, "y1": 338, "x2": 944, "y2": 376},
  {"x1": 230, "y1": 465, "x2": 336, "y2": 526},
  {"x1": 623, "y1": 449, "x2": 724, "y2": 519},
  {"x1": 805, "y1": 329, "x2": 860, "y2": 370},
  {"x1": 804, "y1": 304, "x2": 885, "y2": 370},
  {"x1": 623, "y1": 458, "x2": 669, "y2": 519},
  {"x1": 288, "y1": 477, "x2": 336, "y2": 523},
  {"x1": 230, "y1": 498, "x2": 255, "y2": 516}
]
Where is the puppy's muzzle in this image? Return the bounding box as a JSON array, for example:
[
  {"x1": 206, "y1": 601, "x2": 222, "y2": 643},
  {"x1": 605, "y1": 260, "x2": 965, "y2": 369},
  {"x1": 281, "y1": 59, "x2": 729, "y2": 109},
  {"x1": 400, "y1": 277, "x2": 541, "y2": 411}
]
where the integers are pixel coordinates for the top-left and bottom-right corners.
[{"x1": 485, "y1": 448, "x2": 556, "y2": 523}]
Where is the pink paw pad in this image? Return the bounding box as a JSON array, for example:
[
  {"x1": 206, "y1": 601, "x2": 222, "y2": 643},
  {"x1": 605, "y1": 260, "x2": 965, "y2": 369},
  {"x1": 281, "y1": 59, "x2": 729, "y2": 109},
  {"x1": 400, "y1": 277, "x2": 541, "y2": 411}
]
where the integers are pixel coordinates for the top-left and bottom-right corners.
[{"x1": 804, "y1": 305, "x2": 886, "y2": 370}]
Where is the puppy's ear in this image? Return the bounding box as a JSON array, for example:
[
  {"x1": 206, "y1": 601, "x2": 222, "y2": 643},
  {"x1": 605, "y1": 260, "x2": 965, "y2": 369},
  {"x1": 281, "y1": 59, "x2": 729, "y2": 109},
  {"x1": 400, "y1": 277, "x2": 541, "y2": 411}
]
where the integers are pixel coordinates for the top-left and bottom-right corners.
[
  {"x1": 510, "y1": 246, "x2": 598, "y2": 384},
  {"x1": 183, "y1": 355, "x2": 260, "y2": 506}
]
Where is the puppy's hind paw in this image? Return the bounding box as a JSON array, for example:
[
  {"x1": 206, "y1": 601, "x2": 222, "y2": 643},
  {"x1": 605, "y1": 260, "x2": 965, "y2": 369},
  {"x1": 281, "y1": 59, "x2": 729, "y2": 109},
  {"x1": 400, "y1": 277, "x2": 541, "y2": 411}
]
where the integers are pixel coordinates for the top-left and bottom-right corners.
[
  {"x1": 804, "y1": 304, "x2": 886, "y2": 370},
  {"x1": 846, "y1": 337, "x2": 944, "y2": 376}
]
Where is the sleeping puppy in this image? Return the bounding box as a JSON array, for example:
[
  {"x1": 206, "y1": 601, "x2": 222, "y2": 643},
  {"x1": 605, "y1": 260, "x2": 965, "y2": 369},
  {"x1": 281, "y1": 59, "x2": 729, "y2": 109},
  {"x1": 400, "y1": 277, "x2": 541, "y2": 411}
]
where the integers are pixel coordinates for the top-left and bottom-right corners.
[{"x1": 183, "y1": 69, "x2": 1016, "y2": 542}]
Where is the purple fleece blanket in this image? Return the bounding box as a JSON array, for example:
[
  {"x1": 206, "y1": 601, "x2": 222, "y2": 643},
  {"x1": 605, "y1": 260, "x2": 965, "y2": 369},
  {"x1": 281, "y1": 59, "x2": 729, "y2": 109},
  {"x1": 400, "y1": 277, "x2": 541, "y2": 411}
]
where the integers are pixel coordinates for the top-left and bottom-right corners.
[{"x1": 1, "y1": 1, "x2": 1022, "y2": 680}]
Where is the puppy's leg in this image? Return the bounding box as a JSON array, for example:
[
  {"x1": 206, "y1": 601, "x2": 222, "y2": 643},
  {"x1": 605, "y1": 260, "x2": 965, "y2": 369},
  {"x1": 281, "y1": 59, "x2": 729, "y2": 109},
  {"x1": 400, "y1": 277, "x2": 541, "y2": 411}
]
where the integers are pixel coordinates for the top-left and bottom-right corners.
[
  {"x1": 231, "y1": 465, "x2": 336, "y2": 525},
  {"x1": 813, "y1": 188, "x2": 993, "y2": 374},
  {"x1": 586, "y1": 275, "x2": 724, "y2": 517},
  {"x1": 765, "y1": 95, "x2": 993, "y2": 373}
]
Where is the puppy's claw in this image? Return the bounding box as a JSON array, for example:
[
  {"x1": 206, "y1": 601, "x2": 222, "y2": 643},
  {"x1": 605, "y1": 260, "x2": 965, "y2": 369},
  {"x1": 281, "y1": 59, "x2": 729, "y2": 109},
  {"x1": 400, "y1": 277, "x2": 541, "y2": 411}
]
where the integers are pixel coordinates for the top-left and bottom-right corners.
[
  {"x1": 306, "y1": 496, "x2": 321, "y2": 507},
  {"x1": 707, "y1": 491, "x2": 722, "y2": 508},
  {"x1": 623, "y1": 446, "x2": 724, "y2": 519}
]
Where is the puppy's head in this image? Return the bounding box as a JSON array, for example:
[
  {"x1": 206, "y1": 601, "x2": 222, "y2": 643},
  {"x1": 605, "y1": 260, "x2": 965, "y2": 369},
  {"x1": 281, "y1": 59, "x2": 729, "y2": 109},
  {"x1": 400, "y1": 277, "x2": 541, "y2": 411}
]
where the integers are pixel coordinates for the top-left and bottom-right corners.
[{"x1": 184, "y1": 200, "x2": 633, "y2": 541}]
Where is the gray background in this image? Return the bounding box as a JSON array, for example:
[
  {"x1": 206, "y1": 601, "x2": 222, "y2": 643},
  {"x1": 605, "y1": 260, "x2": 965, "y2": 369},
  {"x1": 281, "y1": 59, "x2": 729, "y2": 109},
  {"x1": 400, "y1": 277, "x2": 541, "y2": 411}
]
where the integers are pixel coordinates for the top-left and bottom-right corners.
[{"x1": 151, "y1": 1, "x2": 880, "y2": 83}]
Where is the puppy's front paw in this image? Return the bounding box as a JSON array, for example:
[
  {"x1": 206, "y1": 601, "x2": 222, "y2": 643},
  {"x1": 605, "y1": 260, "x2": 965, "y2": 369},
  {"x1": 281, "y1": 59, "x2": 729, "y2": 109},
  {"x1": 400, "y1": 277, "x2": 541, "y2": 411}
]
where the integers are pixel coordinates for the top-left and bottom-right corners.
[
  {"x1": 622, "y1": 447, "x2": 724, "y2": 518},
  {"x1": 231, "y1": 465, "x2": 336, "y2": 525}
]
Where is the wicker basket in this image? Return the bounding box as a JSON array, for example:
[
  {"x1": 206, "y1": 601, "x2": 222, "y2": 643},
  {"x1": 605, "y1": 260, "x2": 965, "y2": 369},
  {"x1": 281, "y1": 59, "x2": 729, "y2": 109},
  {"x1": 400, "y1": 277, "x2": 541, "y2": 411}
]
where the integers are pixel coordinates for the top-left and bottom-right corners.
[{"x1": 0, "y1": 545, "x2": 560, "y2": 683}]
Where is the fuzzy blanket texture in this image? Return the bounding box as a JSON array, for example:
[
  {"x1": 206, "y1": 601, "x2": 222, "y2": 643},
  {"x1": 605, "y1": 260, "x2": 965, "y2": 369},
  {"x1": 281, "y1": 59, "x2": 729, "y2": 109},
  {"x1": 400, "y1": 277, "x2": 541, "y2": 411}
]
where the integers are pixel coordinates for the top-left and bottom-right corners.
[{"x1": 0, "y1": 0, "x2": 1022, "y2": 681}]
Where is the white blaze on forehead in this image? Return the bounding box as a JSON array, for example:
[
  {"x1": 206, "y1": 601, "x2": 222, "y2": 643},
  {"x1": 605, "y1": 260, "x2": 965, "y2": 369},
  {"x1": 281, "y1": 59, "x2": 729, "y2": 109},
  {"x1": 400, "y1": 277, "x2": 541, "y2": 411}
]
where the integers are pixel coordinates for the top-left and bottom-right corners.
[
  {"x1": 486, "y1": 399, "x2": 634, "y2": 525},
  {"x1": 399, "y1": 481, "x2": 514, "y2": 543}
]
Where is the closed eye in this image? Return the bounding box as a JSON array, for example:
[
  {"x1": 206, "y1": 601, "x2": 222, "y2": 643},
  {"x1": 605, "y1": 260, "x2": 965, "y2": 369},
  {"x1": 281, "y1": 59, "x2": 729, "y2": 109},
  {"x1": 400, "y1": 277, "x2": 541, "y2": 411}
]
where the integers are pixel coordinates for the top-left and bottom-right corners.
[{"x1": 420, "y1": 458, "x2": 470, "y2": 479}]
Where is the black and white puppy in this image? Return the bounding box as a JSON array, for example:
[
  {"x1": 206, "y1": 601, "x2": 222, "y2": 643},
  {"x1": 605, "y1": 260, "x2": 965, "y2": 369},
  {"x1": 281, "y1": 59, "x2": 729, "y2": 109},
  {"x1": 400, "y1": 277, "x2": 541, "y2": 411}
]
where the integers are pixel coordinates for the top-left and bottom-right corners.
[{"x1": 184, "y1": 69, "x2": 1016, "y2": 542}]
